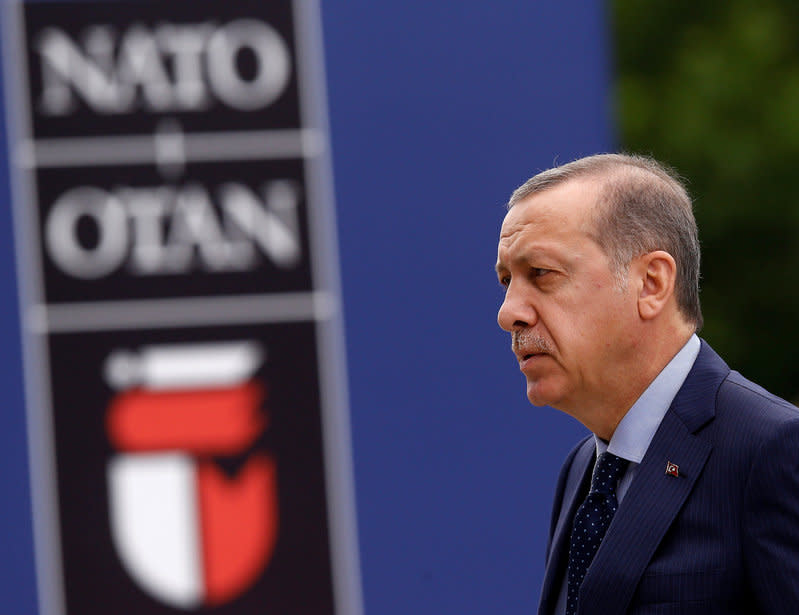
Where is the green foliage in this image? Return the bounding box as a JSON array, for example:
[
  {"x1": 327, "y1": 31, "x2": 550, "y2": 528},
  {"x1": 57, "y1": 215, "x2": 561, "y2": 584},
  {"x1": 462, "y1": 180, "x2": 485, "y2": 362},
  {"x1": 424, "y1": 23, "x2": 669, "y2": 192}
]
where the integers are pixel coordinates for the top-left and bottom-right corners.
[{"x1": 613, "y1": 0, "x2": 799, "y2": 402}]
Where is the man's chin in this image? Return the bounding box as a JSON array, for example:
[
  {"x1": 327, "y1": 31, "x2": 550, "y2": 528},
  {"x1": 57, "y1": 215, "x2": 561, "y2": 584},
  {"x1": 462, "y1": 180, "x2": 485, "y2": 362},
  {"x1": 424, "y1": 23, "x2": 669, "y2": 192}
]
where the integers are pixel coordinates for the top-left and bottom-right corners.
[
  {"x1": 527, "y1": 387, "x2": 552, "y2": 406},
  {"x1": 526, "y1": 380, "x2": 559, "y2": 408}
]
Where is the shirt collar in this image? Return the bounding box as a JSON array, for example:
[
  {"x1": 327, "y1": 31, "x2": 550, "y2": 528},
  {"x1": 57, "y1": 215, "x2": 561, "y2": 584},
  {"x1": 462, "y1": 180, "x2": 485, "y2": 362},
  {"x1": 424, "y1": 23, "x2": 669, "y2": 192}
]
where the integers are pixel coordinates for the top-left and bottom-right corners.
[{"x1": 595, "y1": 334, "x2": 701, "y2": 463}]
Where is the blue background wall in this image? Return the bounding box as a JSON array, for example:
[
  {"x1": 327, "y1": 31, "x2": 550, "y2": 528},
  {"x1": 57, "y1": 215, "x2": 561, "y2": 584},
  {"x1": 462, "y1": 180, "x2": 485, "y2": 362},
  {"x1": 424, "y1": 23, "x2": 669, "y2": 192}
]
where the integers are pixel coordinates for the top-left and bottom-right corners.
[{"x1": 0, "y1": 1, "x2": 611, "y2": 613}]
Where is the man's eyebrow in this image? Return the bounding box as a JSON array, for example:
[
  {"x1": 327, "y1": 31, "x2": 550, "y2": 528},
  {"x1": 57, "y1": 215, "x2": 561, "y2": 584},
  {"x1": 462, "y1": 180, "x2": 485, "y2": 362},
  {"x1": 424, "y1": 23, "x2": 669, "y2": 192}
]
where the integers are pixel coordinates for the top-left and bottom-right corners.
[{"x1": 495, "y1": 247, "x2": 540, "y2": 272}]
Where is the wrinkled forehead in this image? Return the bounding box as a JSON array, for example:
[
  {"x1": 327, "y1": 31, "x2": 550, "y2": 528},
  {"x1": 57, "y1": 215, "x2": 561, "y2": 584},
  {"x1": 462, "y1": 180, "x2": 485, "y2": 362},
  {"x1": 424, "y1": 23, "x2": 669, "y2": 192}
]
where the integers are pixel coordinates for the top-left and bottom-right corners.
[
  {"x1": 500, "y1": 200, "x2": 556, "y2": 238},
  {"x1": 501, "y1": 177, "x2": 604, "y2": 239}
]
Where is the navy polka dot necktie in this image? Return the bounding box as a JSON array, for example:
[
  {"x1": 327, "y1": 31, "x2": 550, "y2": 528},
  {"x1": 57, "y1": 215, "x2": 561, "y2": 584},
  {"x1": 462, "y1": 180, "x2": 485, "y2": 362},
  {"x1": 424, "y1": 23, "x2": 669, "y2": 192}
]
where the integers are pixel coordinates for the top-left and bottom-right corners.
[{"x1": 565, "y1": 451, "x2": 629, "y2": 615}]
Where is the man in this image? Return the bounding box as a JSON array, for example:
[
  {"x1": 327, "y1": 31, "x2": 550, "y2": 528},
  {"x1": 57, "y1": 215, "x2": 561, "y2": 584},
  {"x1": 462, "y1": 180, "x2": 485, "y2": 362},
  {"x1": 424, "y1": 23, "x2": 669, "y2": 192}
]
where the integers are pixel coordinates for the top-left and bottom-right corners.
[{"x1": 495, "y1": 153, "x2": 799, "y2": 615}]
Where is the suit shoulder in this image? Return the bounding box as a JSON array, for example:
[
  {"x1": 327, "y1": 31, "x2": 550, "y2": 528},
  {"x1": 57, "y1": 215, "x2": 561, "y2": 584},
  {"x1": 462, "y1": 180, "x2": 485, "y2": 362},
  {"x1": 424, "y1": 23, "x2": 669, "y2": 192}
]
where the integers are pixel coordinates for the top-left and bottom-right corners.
[
  {"x1": 561, "y1": 435, "x2": 593, "y2": 472},
  {"x1": 551, "y1": 435, "x2": 592, "y2": 507},
  {"x1": 720, "y1": 371, "x2": 798, "y2": 419},
  {"x1": 552, "y1": 436, "x2": 593, "y2": 502},
  {"x1": 546, "y1": 435, "x2": 593, "y2": 552},
  {"x1": 714, "y1": 371, "x2": 799, "y2": 447}
]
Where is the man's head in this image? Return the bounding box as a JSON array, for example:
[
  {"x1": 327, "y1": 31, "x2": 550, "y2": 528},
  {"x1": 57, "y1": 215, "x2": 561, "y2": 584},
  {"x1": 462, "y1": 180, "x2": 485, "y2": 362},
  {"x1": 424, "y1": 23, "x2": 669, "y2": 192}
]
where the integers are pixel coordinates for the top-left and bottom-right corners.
[
  {"x1": 509, "y1": 154, "x2": 702, "y2": 329},
  {"x1": 495, "y1": 153, "x2": 700, "y2": 437}
]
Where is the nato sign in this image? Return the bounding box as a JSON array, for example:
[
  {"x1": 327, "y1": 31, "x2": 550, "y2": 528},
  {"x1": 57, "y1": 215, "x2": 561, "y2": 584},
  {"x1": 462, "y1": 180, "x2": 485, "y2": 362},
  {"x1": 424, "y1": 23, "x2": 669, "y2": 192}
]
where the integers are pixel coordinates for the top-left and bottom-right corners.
[{"x1": 4, "y1": 1, "x2": 361, "y2": 614}]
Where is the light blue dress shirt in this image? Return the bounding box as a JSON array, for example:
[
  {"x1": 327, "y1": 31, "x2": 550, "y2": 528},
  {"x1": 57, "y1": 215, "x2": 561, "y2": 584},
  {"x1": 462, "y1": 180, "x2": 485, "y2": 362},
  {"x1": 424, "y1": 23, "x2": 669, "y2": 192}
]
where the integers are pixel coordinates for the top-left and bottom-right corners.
[{"x1": 552, "y1": 334, "x2": 701, "y2": 615}]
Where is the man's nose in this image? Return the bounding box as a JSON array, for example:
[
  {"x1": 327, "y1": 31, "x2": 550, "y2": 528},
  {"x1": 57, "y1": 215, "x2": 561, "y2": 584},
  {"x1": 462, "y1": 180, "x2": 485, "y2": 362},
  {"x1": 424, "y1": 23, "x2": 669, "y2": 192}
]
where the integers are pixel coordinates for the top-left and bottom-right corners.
[{"x1": 497, "y1": 285, "x2": 537, "y2": 332}]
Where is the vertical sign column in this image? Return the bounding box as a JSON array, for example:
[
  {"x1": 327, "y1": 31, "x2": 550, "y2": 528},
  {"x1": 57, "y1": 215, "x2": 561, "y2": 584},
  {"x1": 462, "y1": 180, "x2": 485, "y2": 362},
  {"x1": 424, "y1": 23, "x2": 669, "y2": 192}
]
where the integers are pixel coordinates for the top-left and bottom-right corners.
[{"x1": 3, "y1": 1, "x2": 361, "y2": 614}]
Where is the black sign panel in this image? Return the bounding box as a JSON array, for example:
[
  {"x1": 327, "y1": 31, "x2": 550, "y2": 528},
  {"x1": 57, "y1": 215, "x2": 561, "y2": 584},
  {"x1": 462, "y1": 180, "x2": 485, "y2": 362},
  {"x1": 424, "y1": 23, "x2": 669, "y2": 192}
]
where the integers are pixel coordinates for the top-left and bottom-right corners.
[
  {"x1": 24, "y1": 1, "x2": 302, "y2": 138},
  {"x1": 6, "y1": 1, "x2": 360, "y2": 614},
  {"x1": 36, "y1": 160, "x2": 313, "y2": 303},
  {"x1": 50, "y1": 324, "x2": 334, "y2": 614}
]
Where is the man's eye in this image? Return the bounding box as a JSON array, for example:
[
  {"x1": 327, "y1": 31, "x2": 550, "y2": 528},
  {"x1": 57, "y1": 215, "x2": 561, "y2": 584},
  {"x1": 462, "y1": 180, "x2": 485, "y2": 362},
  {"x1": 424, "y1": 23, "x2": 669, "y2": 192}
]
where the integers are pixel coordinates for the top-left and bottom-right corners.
[
  {"x1": 499, "y1": 276, "x2": 510, "y2": 288},
  {"x1": 533, "y1": 268, "x2": 551, "y2": 277}
]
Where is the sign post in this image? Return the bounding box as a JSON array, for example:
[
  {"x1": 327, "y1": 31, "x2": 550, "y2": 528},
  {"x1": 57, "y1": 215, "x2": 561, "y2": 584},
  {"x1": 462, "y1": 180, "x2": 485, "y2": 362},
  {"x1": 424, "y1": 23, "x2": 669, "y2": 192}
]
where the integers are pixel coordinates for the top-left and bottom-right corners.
[{"x1": 4, "y1": 1, "x2": 361, "y2": 613}]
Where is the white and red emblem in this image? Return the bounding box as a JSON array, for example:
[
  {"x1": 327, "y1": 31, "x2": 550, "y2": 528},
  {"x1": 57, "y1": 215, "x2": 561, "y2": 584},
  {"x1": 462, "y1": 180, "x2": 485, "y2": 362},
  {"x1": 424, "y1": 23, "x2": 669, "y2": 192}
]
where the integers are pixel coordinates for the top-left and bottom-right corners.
[{"x1": 104, "y1": 341, "x2": 277, "y2": 609}]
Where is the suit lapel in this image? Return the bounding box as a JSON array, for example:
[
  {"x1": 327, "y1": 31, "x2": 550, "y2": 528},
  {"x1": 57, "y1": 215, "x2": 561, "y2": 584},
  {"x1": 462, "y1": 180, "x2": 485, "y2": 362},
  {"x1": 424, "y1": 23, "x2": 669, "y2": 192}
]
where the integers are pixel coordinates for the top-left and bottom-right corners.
[
  {"x1": 577, "y1": 411, "x2": 712, "y2": 614},
  {"x1": 538, "y1": 438, "x2": 594, "y2": 615},
  {"x1": 575, "y1": 340, "x2": 729, "y2": 615}
]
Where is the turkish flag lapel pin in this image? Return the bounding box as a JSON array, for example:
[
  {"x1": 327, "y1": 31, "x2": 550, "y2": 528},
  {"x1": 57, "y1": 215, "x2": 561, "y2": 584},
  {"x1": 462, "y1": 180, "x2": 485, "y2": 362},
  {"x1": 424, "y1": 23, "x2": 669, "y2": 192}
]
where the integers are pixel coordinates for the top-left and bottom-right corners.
[{"x1": 665, "y1": 461, "x2": 679, "y2": 477}]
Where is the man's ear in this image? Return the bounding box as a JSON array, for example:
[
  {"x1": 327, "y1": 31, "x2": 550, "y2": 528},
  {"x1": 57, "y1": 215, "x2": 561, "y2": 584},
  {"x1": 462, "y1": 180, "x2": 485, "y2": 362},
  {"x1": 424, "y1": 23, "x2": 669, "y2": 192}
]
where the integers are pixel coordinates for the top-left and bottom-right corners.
[{"x1": 635, "y1": 251, "x2": 677, "y2": 320}]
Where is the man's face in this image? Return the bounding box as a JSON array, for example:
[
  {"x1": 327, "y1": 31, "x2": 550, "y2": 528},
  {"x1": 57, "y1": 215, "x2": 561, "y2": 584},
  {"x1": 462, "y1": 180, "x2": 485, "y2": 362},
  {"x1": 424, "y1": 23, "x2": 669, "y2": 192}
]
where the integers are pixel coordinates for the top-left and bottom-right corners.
[{"x1": 495, "y1": 179, "x2": 640, "y2": 414}]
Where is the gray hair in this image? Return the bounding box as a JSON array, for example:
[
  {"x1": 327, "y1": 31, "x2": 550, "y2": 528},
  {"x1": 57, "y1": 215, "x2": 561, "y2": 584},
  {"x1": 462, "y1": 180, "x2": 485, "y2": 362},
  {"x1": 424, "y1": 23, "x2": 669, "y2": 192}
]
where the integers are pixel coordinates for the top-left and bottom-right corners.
[{"x1": 508, "y1": 153, "x2": 702, "y2": 329}]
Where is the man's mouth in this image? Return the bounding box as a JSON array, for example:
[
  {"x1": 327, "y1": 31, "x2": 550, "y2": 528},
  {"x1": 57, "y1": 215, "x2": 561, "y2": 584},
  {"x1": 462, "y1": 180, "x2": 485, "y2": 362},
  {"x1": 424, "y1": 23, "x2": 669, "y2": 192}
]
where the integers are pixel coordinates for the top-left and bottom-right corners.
[
  {"x1": 512, "y1": 331, "x2": 553, "y2": 362},
  {"x1": 519, "y1": 351, "x2": 544, "y2": 363}
]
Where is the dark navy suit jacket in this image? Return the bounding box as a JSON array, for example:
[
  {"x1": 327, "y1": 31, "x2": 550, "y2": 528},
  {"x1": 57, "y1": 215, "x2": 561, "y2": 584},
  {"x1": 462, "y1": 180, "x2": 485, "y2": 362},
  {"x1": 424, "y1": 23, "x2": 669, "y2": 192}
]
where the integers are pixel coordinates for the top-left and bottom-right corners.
[{"x1": 538, "y1": 340, "x2": 799, "y2": 615}]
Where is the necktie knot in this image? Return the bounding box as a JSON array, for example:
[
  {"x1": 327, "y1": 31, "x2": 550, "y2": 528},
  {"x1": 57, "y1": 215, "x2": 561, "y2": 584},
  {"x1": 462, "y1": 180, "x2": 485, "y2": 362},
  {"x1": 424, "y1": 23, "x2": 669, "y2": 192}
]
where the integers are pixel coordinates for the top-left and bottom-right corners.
[{"x1": 589, "y1": 451, "x2": 629, "y2": 497}]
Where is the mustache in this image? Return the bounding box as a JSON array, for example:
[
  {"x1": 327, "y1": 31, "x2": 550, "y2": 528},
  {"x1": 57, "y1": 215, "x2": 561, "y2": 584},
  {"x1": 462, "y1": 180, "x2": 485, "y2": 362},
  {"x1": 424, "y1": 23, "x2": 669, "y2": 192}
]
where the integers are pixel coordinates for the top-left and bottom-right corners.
[{"x1": 511, "y1": 330, "x2": 553, "y2": 355}]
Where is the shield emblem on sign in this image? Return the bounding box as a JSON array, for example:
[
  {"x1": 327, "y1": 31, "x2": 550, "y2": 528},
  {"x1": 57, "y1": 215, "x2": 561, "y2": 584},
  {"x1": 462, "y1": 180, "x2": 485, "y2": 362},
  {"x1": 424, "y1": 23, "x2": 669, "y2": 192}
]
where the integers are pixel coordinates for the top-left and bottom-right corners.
[{"x1": 104, "y1": 342, "x2": 278, "y2": 608}]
